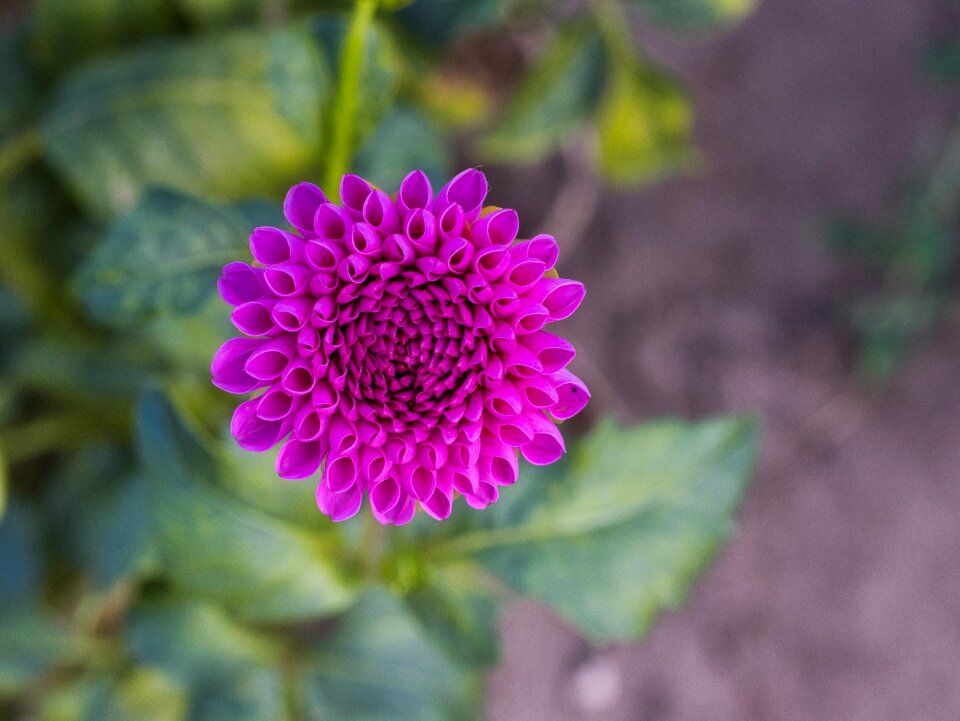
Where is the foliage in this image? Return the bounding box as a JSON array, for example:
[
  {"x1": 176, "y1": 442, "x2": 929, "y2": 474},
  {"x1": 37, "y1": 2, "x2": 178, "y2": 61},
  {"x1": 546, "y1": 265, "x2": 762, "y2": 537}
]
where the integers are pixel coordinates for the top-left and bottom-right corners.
[
  {"x1": 0, "y1": 0, "x2": 758, "y2": 718},
  {"x1": 825, "y1": 113, "x2": 960, "y2": 382}
]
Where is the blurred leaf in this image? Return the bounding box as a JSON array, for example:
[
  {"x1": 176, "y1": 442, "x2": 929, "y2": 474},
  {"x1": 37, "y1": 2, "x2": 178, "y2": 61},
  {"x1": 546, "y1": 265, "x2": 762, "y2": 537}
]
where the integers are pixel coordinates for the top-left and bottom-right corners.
[
  {"x1": 127, "y1": 599, "x2": 283, "y2": 683},
  {"x1": 174, "y1": 0, "x2": 262, "y2": 27},
  {"x1": 312, "y1": 15, "x2": 400, "y2": 149},
  {"x1": 633, "y1": 0, "x2": 758, "y2": 32},
  {"x1": 216, "y1": 437, "x2": 327, "y2": 531},
  {"x1": 96, "y1": 669, "x2": 188, "y2": 721},
  {"x1": 0, "y1": 166, "x2": 76, "y2": 325},
  {"x1": 853, "y1": 293, "x2": 942, "y2": 382},
  {"x1": 353, "y1": 105, "x2": 450, "y2": 191},
  {"x1": 0, "y1": 500, "x2": 43, "y2": 604},
  {"x1": 824, "y1": 217, "x2": 897, "y2": 267},
  {"x1": 75, "y1": 189, "x2": 248, "y2": 328},
  {"x1": 0, "y1": 608, "x2": 78, "y2": 699},
  {"x1": 29, "y1": 0, "x2": 177, "y2": 74},
  {"x1": 394, "y1": 0, "x2": 509, "y2": 45},
  {"x1": 145, "y1": 296, "x2": 235, "y2": 373},
  {"x1": 186, "y1": 670, "x2": 289, "y2": 721},
  {"x1": 10, "y1": 336, "x2": 155, "y2": 405},
  {"x1": 415, "y1": 71, "x2": 493, "y2": 128},
  {"x1": 427, "y1": 416, "x2": 759, "y2": 642},
  {"x1": 402, "y1": 563, "x2": 502, "y2": 668},
  {"x1": 0, "y1": 504, "x2": 83, "y2": 698},
  {"x1": 299, "y1": 589, "x2": 480, "y2": 721},
  {"x1": 923, "y1": 40, "x2": 960, "y2": 82},
  {"x1": 596, "y1": 57, "x2": 695, "y2": 185},
  {"x1": 233, "y1": 198, "x2": 286, "y2": 229},
  {"x1": 127, "y1": 599, "x2": 291, "y2": 721},
  {"x1": 0, "y1": 23, "x2": 38, "y2": 137},
  {"x1": 39, "y1": 670, "x2": 188, "y2": 721},
  {"x1": 480, "y1": 23, "x2": 606, "y2": 162},
  {"x1": 42, "y1": 27, "x2": 331, "y2": 217},
  {"x1": 45, "y1": 445, "x2": 155, "y2": 589},
  {"x1": 136, "y1": 389, "x2": 357, "y2": 622}
]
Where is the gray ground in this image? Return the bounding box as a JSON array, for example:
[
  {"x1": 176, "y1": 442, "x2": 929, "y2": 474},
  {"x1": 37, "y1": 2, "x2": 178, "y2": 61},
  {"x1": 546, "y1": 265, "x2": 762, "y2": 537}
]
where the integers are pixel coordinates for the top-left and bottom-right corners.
[{"x1": 487, "y1": 0, "x2": 960, "y2": 718}]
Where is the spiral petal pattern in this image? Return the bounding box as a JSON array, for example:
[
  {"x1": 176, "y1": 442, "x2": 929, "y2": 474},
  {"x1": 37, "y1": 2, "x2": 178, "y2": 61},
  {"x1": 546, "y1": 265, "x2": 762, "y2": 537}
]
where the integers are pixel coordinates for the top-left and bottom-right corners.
[{"x1": 212, "y1": 169, "x2": 589, "y2": 524}]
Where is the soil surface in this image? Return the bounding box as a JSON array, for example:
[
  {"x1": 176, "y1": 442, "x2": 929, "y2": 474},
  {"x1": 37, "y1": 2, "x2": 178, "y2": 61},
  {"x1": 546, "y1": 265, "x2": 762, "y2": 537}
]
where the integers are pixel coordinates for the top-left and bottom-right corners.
[{"x1": 486, "y1": 0, "x2": 960, "y2": 719}]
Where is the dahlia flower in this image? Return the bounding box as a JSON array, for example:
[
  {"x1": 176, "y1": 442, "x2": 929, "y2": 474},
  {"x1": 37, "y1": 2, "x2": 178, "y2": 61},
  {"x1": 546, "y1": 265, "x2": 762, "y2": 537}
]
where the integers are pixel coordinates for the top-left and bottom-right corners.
[{"x1": 212, "y1": 169, "x2": 589, "y2": 524}]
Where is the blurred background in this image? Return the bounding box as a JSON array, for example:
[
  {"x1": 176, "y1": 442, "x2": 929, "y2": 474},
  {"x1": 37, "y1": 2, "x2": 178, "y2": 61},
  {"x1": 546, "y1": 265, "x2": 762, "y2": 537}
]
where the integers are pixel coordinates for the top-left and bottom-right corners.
[{"x1": 2, "y1": 0, "x2": 960, "y2": 719}]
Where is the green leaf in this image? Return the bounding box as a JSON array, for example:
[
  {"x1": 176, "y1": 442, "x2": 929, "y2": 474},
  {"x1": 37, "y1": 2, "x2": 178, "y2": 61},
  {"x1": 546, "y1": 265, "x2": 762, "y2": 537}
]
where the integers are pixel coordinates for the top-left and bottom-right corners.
[
  {"x1": 0, "y1": 608, "x2": 79, "y2": 699},
  {"x1": 311, "y1": 15, "x2": 400, "y2": 149},
  {"x1": 136, "y1": 389, "x2": 357, "y2": 622},
  {"x1": 127, "y1": 599, "x2": 284, "y2": 684},
  {"x1": 0, "y1": 500, "x2": 43, "y2": 604},
  {"x1": 632, "y1": 0, "x2": 759, "y2": 32},
  {"x1": 216, "y1": 437, "x2": 329, "y2": 531},
  {"x1": 39, "y1": 670, "x2": 188, "y2": 721},
  {"x1": 41, "y1": 27, "x2": 331, "y2": 217},
  {"x1": 75, "y1": 189, "x2": 248, "y2": 328},
  {"x1": 353, "y1": 105, "x2": 450, "y2": 192},
  {"x1": 427, "y1": 416, "x2": 760, "y2": 642},
  {"x1": 10, "y1": 336, "x2": 154, "y2": 405},
  {"x1": 479, "y1": 23, "x2": 606, "y2": 162},
  {"x1": 0, "y1": 455, "x2": 6, "y2": 522},
  {"x1": 28, "y1": 0, "x2": 177, "y2": 74},
  {"x1": 45, "y1": 445, "x2": 155, "y2": 589},
  {"x1": 299, "y1": 589, "x2": 480, "y2": 721},
  {"x1": 595, "y1": 58, "x2": 695, "y2": 185},
  {"x1": 402, "y1": 563, "x2": 502, "y2": 668},
  {"x1": 0, "y1": 23, "x2": 38, "y2": 137},
  {"x1": 127, "y1": 598, "x2": 291, "y2": 721},
  {"x1": 394, "y1": 0, "x2": 509, "y2": 44},
  {"x1": 174, "y1": 0, "x2": 262, "y2": 27}
]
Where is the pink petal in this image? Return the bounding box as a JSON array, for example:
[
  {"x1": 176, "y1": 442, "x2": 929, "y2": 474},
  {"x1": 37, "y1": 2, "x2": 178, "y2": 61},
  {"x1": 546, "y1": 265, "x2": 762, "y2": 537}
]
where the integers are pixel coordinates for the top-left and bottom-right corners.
[
  {"x1": 211, "y1": 338, "x2": 264, "y2": 393},
  {"x1": 550, "y1": 369, "x2": 591, "y2": 420},
  {"x1": 283, "y1": 182, "x2": 327, "y2": 236},
  {"x1": 521, "y1": 412, "x2": 566, "y2": 466},
  {"x1": 218, "y1": 262, "x2": 266, "y2": 306},
  {"x1": 276, "y1": 437, "x2": 326, "y2": 480}
]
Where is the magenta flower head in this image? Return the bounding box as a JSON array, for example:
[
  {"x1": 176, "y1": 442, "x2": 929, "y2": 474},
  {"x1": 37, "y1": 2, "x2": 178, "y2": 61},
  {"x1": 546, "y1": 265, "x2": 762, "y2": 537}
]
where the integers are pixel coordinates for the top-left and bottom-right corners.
[{"x1": 212, "y1": 169, "x2": 589, "y2": 525}]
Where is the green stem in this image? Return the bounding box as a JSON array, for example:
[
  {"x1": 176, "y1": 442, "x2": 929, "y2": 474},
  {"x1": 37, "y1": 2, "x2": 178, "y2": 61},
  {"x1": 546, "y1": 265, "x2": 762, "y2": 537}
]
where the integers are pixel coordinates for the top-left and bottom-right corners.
[
  {"x1": 323, "y1": 0, "x2": 377, "y2": 202},
  {"x1": 0, "y1": 127, "x2": 43, "y2": 182}
]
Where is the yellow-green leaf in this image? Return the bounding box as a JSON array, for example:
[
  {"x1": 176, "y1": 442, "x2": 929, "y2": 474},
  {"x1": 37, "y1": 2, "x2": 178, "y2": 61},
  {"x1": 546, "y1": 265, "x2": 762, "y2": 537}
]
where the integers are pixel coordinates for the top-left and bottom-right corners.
[
  {"x1": 41, "y1": 27, "x2": 331, "y2": 217},
  {"x1": 596, "y1": 60, "x2": 696, "y2": 185}
]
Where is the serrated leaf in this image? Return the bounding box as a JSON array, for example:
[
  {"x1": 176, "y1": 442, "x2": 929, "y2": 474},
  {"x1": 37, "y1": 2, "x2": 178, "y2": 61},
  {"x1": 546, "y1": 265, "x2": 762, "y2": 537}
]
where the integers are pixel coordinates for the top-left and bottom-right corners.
[
  {"x1": 427, "y1": 416, "x2": 759, "y2": 642},
  {"x1": 136, "y1": 389, "x2": 357, "y2": 622},
  {"x1": 480, "y1": 23, "x2": 606, "y2": 162},
  {"x1": 633, "y1": 0, "x2": 758, "y2": 32},
  {"x1": 300, "y1": 589, "x2": 480, "y2": 721},
  {"x1": 353, "y1": 105, "x2": 450, "y2": 191},
  {"x1": 28, "y1": 0, "x2": 177, "y2": 73},
  {"x1": 41, "y1": 27, "x2": 330, "y2": 217},
  {"x1": 75, "y1": 189, "x2": 248, "y2": 328},
  {"x1": 596, "y1": 59, "x2": 695, "y2": 185}
]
